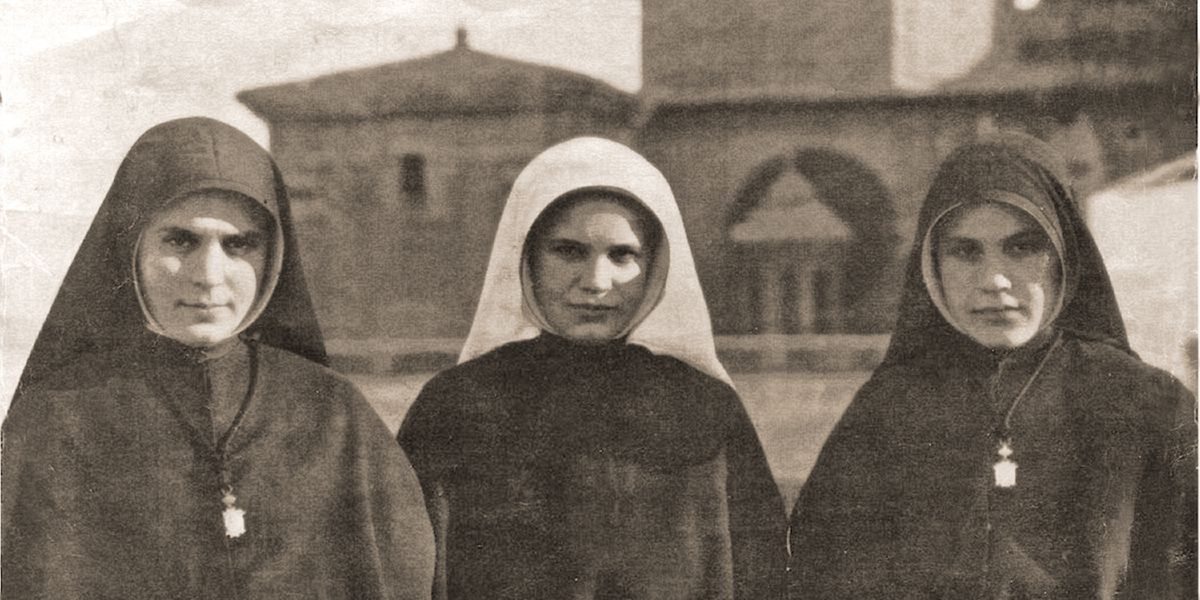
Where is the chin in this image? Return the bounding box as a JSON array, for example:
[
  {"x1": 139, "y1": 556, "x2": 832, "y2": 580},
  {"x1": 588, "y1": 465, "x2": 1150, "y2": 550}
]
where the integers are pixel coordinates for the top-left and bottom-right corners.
[
  {"x1": 561, "y1": 325, "x2": 620, "y2": 344},
  {"x1": 969, "y1": 327, "x2": 1037, "y2": 350},
  {"x1": 172, "y1": 324, "x2": 240, "y2": 347},
  {"x1": 1002, "y1": 324, "x2": 1042, "y2": 347}
]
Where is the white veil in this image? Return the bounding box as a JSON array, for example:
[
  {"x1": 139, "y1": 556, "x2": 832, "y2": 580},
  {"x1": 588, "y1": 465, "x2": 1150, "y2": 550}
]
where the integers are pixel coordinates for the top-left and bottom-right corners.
[{"x1": 459, "y1": 137, "x2": 732, "y2": 386}]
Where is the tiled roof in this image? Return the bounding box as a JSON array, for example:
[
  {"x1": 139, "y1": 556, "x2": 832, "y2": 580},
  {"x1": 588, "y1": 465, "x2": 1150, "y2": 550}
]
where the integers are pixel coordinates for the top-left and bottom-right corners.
[{"x1": 238, "y1": 33, "x2": 638, "y2": 122}]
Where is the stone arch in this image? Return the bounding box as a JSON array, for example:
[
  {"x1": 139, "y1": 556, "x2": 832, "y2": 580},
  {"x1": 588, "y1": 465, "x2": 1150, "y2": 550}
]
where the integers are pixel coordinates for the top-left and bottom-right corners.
[{"x1": 726, "y1": 148, "x2": 899, "y2": 333}]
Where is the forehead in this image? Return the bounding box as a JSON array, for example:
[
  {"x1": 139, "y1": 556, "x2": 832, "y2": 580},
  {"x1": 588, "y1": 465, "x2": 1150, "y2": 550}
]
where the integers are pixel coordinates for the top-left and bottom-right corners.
[
  {"x1": 941, "y1": 202, "x2": 1043, "y2": 241},
  {"x1": 545, "y1": 196, "x2": 646, "y2": 242},
  {"x1": 150, "y1": 190, "x2": 268, "y2": 231}
]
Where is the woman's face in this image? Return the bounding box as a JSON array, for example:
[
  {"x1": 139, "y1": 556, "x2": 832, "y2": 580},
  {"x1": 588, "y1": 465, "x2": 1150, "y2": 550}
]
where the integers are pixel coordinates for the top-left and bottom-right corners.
[
  {"x1": 138, "y1": 191, "x2": 270, "y2": 347},
  {"x1": 936, "y1": 202, "x2": 1060, "y2": 349},
  {"x1": 531, "y1": 197, "x2": 651, "y2": 344}
]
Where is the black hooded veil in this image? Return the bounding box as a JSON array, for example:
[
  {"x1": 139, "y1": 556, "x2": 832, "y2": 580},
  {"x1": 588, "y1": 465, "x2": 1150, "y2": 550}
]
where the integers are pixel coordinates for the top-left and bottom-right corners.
[
  {"x1": 882, "y1": 132, "x2": 1129, "y2": 366},
  {"x1": 3, "y1": 117, "x2": 434, "y2": 599},
  {"x1": 14, "y1": 116, "x2": 326, "y2": 400},
  {"x1": 786, "y1": 133, "x2": 1196, "y2": 599}
]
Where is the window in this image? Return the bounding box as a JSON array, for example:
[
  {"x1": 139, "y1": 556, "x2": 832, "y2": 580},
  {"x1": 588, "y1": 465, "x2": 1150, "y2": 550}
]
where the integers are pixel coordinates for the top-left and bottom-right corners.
[{"x1": 400, "y1": 154, "x2": 427, "y2": 209}]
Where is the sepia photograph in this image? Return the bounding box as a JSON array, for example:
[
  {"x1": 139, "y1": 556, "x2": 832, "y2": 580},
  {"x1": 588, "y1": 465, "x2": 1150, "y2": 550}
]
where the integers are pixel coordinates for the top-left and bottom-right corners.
[{"x1": 1, "y1": 0, "x2": 1196, "y2": 597}]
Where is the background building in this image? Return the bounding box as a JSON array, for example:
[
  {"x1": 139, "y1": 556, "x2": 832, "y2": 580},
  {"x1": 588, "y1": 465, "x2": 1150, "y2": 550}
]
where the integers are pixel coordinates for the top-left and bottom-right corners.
[
  {"x1": 240, "y1": 0, "x2": 1196, "y2": 370},
  {"x1": 240, "y1": 29, "x2": 637, "y2": 340}
]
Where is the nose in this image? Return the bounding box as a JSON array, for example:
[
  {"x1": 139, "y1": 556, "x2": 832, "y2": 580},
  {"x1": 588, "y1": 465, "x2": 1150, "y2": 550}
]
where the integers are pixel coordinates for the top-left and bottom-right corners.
[
  {"x1": 980, "y1": 258, "x2": 1012, "y2": 292},
  {"x1": 190, "y1": 241, "x2": 227, "y2": 288},
  {"x1": 578, "y1": 257, "x2": 614, "y2": 293}
]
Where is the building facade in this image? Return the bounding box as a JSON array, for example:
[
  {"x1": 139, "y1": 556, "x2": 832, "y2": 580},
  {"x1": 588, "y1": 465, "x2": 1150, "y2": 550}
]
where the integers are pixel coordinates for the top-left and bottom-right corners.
[
  {"x1": 239, "y1": 1, "x2": 1195, "y2": 357},
  {"x1": 239, "y1": 30, "x2": 637, "y2": 339}
]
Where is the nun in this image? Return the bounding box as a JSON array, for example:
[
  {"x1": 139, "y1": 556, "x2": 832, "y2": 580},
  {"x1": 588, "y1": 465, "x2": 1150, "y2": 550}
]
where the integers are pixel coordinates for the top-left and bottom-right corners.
[
  {"x1": 2, "y1": 117, "x2": 435, "y2": 599},
  {"x1": 786, "y1": 132, "x2": 1197, "y2": 599},
  {"x1": 398, "y1": 137, "x2": 787, "y2": 599}
]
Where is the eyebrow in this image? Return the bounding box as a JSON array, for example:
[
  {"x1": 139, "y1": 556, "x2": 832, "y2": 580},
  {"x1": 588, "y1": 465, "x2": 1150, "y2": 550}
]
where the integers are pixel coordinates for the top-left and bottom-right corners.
[
  {"x1": 546, "y1": 237, "x2": 643, "y2": 250},
  {"x1": 228, "y1": 231, "x2": 267, "y2": 243},
  {"x1": 1004, "y1": 228, "x2": 1044, "y2": 241},
  {"x1": 157, "y1": 226, "x2": 196, "y2": 237},
  {"x1": 155, "y1": 226, "x2": 266, "y2": 241},
  {"x1": 944, "y1": 225, "x2": 1041, "y2": 243},
  {"x1": 941, "y1": 235, "x2": 980, "y2": 247},
  {"x1": 546, "y1": 237, "x2": 586, "y2": 246}
]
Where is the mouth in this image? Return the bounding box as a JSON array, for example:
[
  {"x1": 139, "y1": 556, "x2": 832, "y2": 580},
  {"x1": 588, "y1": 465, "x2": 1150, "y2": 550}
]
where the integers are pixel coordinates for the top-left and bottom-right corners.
[
  {"x1": 971, "y1": 306, "x2": 1024, "y2": 324},
  {"x1": 178, "y1": 301, "x2": 232, "y2": 311},
  {"x1": 565, "y1": 303, "x2": 621, "y2": 323},
  {"x1": 568, "y1": 303, "x2": 617, "y2": 312}
]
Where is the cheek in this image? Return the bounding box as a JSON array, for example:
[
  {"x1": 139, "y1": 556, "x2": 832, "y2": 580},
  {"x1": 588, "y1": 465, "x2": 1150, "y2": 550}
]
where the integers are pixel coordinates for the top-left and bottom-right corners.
[
  {"x1": 937, "y1": 261, "x2": 975, "y2": 308},
  {"x1": 613, "y1": 263, "x2": 648, "y2": 306},
  {"x1": 141, "y1": 256, "x2": 183, "y2": 292},
  {"x1": 611, "y1": 262, "x2": 645, "y2": 287},
  {"x1": 532, "y1": 256, "x2": 573, "y2": 294},
  {"x1": 228, "y1": 258, "x2": 264, "y2": 298},
  {"x1": 1015, "y1": 256, "x2": 1058, "y2": 300}
]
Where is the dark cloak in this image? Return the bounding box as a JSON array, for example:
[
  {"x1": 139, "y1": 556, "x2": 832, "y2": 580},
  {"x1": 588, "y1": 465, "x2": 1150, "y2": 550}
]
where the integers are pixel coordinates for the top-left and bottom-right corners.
[
  {"x1": 400, "y1": 335, "x2": 786, "y2": 600},
  {"x1": 399, "y1": 137, "x2": 787, "y2": 600},
  {"x1": 3, "y1": 117, "x2": 435, "y2": 599},
  {"x1": 786, "y1": 133, "x2": 1197, "y2": 599}
]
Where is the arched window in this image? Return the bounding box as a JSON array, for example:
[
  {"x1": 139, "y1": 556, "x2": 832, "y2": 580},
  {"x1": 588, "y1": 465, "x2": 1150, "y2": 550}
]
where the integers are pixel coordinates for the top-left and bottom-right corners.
[
  {"x1": 730, "y1": 171, "x2": 851, "y2": 334},
  {"x1": 727, "y1": 149, "x2": 899, "y2": 334}
]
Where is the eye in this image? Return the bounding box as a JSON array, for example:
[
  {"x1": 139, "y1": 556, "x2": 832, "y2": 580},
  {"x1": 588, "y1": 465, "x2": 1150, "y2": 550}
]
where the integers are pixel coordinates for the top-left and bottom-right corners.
[
  {"x1": 548, "y1": 241, "x2": 587, "y2": 261},
  {"x1": 608, "y1": 246, "x2": 642, "y2": 265},
  {"x1": 1004, "y1": 233, "x2": 1049, "y2": 259},
  {"x1": 162, "y1": 230, "x2": 198, "y2": 251},
  {"x1": 942, "y1": 239, "x2": 982, "y2": 262},
  {"x1": 222, "y1": 234, "x2": 263, "y2": 257}
]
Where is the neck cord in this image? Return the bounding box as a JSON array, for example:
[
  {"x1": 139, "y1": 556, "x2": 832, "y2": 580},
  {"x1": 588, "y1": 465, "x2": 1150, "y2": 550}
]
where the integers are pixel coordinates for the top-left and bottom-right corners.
[
  {"x1": 208, "y1": 340, "x2": 259, "y2": 540},
  {"x1": 996, "y1": 330, "x2": 1063, "y2": 442}
]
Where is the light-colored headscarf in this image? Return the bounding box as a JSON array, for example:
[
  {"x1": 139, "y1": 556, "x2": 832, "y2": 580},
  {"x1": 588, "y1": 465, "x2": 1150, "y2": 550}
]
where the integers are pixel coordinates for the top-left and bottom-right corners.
[{"x1": 459, "y1": 137, "x2": 732, "y2": 386}]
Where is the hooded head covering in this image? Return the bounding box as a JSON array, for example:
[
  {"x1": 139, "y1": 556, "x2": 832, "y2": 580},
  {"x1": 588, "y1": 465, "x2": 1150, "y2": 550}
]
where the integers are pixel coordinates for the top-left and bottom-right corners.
[
  {"x1": 882, "y1": 131, "x2": 1130, "y2": 366},
  {"x1": 16, "y1": 117, "x2": 327, "y2": 396},
  {"x1": 459, "y1": 136, "x2": 732, "y2": 385}
]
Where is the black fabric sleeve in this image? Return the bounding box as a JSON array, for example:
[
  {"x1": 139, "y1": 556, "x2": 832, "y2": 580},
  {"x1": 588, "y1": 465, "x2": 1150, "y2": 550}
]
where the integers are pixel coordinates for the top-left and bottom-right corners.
[
  {"x1": 397, "y1": 376, "x2": 457, "y2": 600},
  {"x1": 1123, "y1": 374, "x2": 1197, "y2": 599},
  {"x1": 2, "y1": 391, "x2": 91, "y2": 599},
  {"x1": 397, "y1": 374, "x2": 458, "y2": 484},
  {"x1": 725, "y1": 394, "x2": 789, "y2": 600},
  {"x1": 338, "y1": 378, "x2": 435, "y2": 600},
  {"x1": 786, "y1": 375, "x2": 902, "y2": 599}
]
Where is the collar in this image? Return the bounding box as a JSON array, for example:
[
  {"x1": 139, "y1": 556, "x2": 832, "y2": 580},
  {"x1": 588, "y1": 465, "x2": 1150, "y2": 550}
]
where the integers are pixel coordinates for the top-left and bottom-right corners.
[
  {"x1": 533, "y1": 331, "x2": 637, "y2": 359},
  {"x1": 137, "y1": 329, "x2": 252, "y2": 367},
  {"x1": 923, "y1": 324, "x2": 1059, "y2": 374}
]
